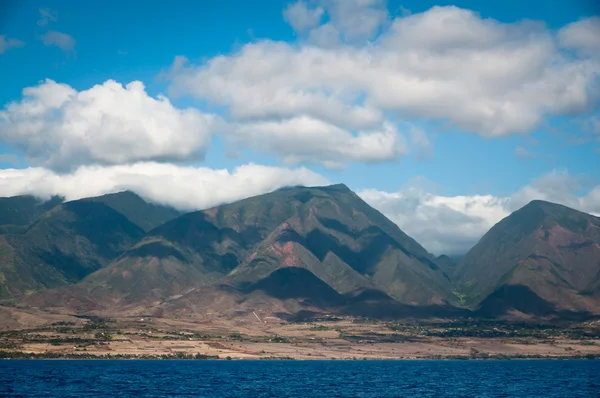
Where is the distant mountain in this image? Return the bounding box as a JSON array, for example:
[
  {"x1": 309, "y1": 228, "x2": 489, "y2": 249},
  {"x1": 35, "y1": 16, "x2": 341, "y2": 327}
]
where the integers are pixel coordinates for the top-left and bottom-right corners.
[
  {"x1": 0, "y1": 191, "x2": 184, "y2": 299},
  {"x1": 11, "y1": 189, "x2": 600, "y2": 321},
  {"x1": 220, "y1": 184, "x2": 453, "y2": 305},
  {"x1": 0, "y1": 191, "x2": 181, "y2": 234},
  {"x1": 436, "y1": 255, "x2": 458, "y2": 275},
  {"x1": 83, "y1": 191, "x2": 181, "y2": 232},
  {"x1": 0, "y1": 200, "x2": 145, "y2": 299},
  {"x1": 36, "y1": 184, "x2": 455, "y2": 313},
  {"x1": 0, "y1": 195, "x2": 63, "y2": 230},
  {"x1": 455, "y1": 200, "x2": 600, "y2": 317}
]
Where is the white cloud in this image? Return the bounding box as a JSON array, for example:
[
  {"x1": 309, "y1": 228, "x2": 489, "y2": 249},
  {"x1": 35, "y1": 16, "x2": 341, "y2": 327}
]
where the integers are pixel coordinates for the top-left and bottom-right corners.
[
  {"x1": 168, "y1": 48, "x2": 405, "y2": 168},
  {"x1": 0, "y1": 162, "x2": 328, "y2": 211},
  {"x1": 41, "y1": 31, "x2": 76, "y2": 54},
  {"x1": 169, "y1": 49, "x2": 384, "y2": 131},
  {"x1": 507, "y1": 170, "x2": 592, "y2": 212},
  {"x1": 0, "y1": 79, "x2": 216, "y2": 171},
  {"x1": 308, "y1": 23, "x2": 340, "y2": 47},
  {"x1": 284, "y1": 0, "x2": 388, "y2": 41},
  {"x1": 283, "y1": 1, "x2": 324, "y2": 33},
  {"x1": 0, "y1": 35, "x2": 25, "y2": 54},
  {"x1": 227, "y1": 116, "x2": 405, "y2": 168},
  {"x1": 37, "y1": 8, "x2": 58, "y2": 27},
  {"x1": 558, "y1": 17, "x2": 600, "y2": 57},
  {"x1": 359, "y1": 187, "x2": 510, "y2": 255},
  {"x1": 359, "y1": 170, "x2": 600, "y2": 255},
  {"x1": 318, "y1": 0, "x2": 389, "y2": 42},
  {"x1": 169, "y1": 5, "x2": 600, "y2": 137}
]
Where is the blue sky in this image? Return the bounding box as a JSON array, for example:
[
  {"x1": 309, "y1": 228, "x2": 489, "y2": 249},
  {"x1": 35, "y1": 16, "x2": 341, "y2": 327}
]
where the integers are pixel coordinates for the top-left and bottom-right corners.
[{"x1": 0, "y1": 0, "x2": 598, "y2": 254}]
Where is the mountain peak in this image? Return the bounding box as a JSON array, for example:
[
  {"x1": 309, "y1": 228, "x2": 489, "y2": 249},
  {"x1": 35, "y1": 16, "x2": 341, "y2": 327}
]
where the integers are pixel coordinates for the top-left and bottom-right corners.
[
  {"x1": 83, "y1": 190, "x2": 181, "y2": 232},
  {"x1": 455, "y1": 196, "x2": 600, "y2": 316},
  {"x1": 514, "y1": 199, "x2": 597, "y2": 232},
  {"x1": 522, "y1": 199, "x2": 570, "y2": 212},
  {"x1": 275, "y1": 183, "x2": 352, "y2": 194},
  {"x1": 318, "y1": 183, "x2": 351, "y2": 192},
  {"x1": 89, "y1": 190, "x2": 143, "y2": 201},
  {"x1": 520, "y1": 199, "x2": 597, "y2": 217}
]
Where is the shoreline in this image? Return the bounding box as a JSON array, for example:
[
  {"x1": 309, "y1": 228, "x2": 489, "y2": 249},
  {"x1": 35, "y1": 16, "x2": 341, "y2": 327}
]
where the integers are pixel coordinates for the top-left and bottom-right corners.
[{"x1": 2, "y1": 351, "x2": 600, "y2": 361}]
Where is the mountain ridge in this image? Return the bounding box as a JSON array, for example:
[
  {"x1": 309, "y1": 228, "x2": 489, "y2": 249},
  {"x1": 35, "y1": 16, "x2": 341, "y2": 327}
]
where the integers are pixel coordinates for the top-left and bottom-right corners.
[
  {"x1": 23, "y1": 184, "x2": 456, "y2": 316},
  {"x1": 0, "y1": 192, "x2": 183, "y2": 299},
  {"x1": 2, "y1": 186, "x2": 599, "y2": 321},
  {"x1": 455, "y1": 199, "x2": 600, "y2": 317}
]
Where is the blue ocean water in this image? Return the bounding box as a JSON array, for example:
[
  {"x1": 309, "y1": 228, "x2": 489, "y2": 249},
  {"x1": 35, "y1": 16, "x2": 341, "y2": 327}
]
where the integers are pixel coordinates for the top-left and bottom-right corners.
[{"x1": 0, "y1": 360, "x2": 598, "y2": 397}]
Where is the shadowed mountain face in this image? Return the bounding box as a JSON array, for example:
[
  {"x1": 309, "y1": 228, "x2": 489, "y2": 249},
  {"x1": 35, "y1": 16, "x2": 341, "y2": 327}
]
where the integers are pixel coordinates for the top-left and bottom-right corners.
[
  {"x1": 0, "y1": 191, "x2": 182, "y2": 299},
  {"x1": 84, "y1": 191, "x2": 181, "y2": 232},
  {"x1": 436, "y1": 255, "x2": 458, "y2": 276},
  {"x1": 0, "y1": 195, "x2": 63, "y2": 234},
  {"x1": 0, "y1": 200, "x2": 145, "y2": 299},
  {"x1": 455, "y1": 200, "x2": 600, "y2": 317},
  {"x1": 56, "y1": 184, "x2": 454, "y2": 310},
  {"x1": 241, "y1": 267, "x2": 348, "y2": 307}
]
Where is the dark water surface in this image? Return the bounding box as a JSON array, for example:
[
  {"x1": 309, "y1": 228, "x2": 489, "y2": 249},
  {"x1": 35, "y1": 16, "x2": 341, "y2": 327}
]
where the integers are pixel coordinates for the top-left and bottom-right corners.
[{"x1": 1, "y1": 359, "x2": 599, "y2": 397}]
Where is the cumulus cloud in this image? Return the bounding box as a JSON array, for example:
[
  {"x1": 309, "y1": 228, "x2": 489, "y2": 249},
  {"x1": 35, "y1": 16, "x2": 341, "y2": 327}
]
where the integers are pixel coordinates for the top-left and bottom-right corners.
[
  {"x1": 168, "y1": 49, "x2": 405, "y2": 167},
  {"x1": 0, "y1": 162, "x2": 328, "y2": 211},
  {"x1": 558, "y1": 17, "x2": 600, "y2": 57},
  {"x1": 169, "y1": 5, "x2": 600, "y2": 137},
  {"x1": 283, "y1": 1, "x2": 324, "y2": 33},
  {"x1": 359, "y1": 170, "x2": 600, "y2": 255},
  {"x1": 0, "y1": 79, "x2": 216, "y2": 171},
  {"x1": 507, "y1": 170, "x2": 596, "y2": 212},
  {"x1": 359, "y1": 187, "x2": 509, "y2": 255},
  {"x1": 41, "y1": 31, "x2": 76, "y2": 54},
  {"x1": 227, "y1": 116, "x2": 405, "y2": 168},
  {"x1": 308, "y1": 23, "x2": 341, "y2": 47},
  {"x1": 317, "y1": 0, "x2": 389, "y2": 42},
  {"x1": 168, "y1": 49, "x2": 384, "y2": 131},
  {"x1": 0, "y1": 35, "x2": 25, "y2": 54},
  {"x1": 284, "y1": 0, "x2": 388, "y2": 41}
]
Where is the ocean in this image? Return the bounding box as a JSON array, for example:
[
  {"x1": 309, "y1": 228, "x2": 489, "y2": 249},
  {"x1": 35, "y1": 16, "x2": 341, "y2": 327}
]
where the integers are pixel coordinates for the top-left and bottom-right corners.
[{"x1": 0, "y1": 359, "x2": 598, "y2": 397}]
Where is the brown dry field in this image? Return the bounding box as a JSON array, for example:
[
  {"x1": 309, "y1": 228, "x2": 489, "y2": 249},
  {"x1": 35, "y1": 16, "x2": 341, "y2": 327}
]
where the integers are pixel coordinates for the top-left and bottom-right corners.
[{"x1": 2, "y1": 306, "x2": 600, "y2": 360}]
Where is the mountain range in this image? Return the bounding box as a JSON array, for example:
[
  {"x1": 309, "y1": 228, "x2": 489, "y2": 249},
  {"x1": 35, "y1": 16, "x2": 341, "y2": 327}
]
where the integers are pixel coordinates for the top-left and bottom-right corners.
[{"x1": 1, "y1": 184, "x2": 599, "y2": 321}]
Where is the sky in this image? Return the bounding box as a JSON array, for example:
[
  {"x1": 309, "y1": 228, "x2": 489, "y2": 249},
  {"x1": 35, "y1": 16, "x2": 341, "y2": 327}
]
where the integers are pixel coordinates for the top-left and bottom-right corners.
[{"x1": 0, "y1": 0, "x2": 599, "y2": 255}]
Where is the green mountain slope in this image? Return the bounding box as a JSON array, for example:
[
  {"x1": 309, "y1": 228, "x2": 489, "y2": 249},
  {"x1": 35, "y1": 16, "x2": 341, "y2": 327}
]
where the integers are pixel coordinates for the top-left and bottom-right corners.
[
  {"x1": 0, "y1": 200, "x2": 145, "y2": 299},
  {"x1": 56, "y1": 184, "x2": 453, "y2": 312},
  {"x1": 84, "y1": 191, "x2": 181, "y2": 232},
  {"x1": 455, "y1": 200, "x2": 600, "y2": 317},
  {"x1": 222, "y1": 184, "x2": 453, "y2": 305},
  {"x1": 0, "y1": 195, "x2": 63, "y2": 231}
]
